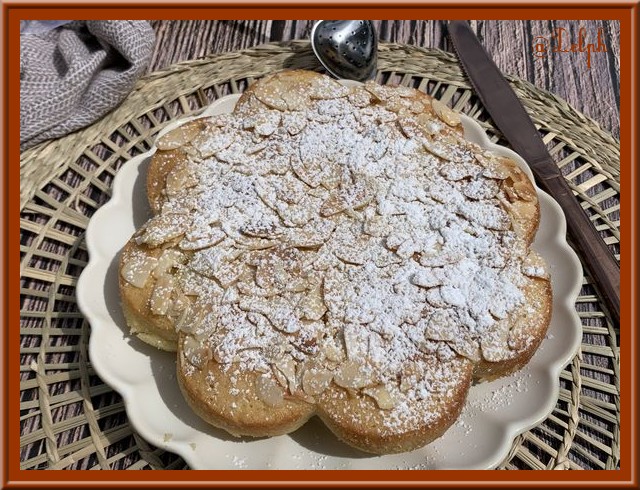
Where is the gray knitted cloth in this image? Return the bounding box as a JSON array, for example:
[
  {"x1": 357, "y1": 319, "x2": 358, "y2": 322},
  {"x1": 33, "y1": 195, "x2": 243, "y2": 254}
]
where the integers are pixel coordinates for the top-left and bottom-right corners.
[{"x1": 20, "y1": 21, "x2": 155, "y2": 151}]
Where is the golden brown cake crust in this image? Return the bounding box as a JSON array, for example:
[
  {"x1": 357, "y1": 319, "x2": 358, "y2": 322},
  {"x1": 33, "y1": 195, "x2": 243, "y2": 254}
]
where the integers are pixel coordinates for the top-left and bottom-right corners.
[{"x1": 118, "y1": 69, "x2": 552, "y2": 454}]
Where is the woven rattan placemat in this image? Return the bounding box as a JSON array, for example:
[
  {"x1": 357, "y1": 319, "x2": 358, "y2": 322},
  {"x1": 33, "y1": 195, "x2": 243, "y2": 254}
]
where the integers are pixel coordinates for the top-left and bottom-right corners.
[{"x1": 19, "y1": 41, "x2": 620, "y2": 470}]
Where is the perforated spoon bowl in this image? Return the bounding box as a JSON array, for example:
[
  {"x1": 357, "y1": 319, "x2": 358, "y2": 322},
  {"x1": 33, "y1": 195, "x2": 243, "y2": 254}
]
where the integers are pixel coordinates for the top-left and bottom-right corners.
[{"x1": 311, "y1": 20, "x2": 377, "y2": 82}]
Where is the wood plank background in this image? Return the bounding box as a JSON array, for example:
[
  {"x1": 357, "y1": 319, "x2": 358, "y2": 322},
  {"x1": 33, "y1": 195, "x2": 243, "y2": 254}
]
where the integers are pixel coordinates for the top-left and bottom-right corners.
[{"x1": 147, "y1": 20, "x2": 620, "y2": 139}]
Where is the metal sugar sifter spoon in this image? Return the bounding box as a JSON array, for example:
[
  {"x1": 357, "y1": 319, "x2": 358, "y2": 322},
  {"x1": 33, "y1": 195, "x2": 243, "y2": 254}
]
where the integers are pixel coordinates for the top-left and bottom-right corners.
[{"x1": 311, "y1": 20, "x2": 378, "y2": 82}]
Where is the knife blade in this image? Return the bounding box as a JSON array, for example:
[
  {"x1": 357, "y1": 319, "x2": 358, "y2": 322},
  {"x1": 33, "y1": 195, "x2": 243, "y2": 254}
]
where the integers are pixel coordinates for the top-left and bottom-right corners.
[{"x1": 447, "y1": 20, "x2": 620, "y2": 326}]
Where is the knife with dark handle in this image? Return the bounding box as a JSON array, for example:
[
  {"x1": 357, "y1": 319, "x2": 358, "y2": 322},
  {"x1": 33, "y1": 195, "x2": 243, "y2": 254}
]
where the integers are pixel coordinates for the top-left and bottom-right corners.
[{"x1": 447, "y1": 20, "x2": 620, "y2": 326}]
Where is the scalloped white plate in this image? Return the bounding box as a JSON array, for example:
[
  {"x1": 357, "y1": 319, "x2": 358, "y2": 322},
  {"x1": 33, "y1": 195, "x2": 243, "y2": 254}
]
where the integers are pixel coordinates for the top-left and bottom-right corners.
[{"x1": 77, "y1": 89, "x2": 582, "y2": 470}]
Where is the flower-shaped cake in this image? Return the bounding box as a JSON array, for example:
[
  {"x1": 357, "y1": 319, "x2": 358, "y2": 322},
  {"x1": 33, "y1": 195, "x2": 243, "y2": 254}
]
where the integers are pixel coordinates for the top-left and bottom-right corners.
[{"x1": 119, "y1": 70, "x2": 552, "y2": 454}]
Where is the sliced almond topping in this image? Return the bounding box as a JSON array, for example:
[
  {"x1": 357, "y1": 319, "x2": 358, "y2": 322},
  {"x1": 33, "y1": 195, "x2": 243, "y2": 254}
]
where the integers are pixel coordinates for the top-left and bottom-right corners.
[
  {"x1": 156, "y1": 120, "x2": 202, "y2": 151},
  {"x1": 431, "y1": 99, "x2": 461, "y2": 127},
  {"x1": 482, "y1": 156, "x2": 513, "y2": 180},
  {"x1": 439, "y1": 163, "x2": 482, "y2": 181},
  {"x1": 436, "y1": 342, "x2": 458, "y2": 362},
  {"x1": 362, "y1": 385, "x2": 396, "y2": 410},
  {"x1": 397, "y1": 115, "x2": 436, "y2": 141},
  {"x1": 283, "y1": 112, "x2": 307, "y2": 135},
  {"x1": 239, "y1": 298, "x2": 301, "y2": 333},
  {"x1": 302, "y1": 367, "x2": 333, "y2": 396},
  {"x1": 512, "y1": 177, "x2": 537, "y2": 202},
  {"x1": 165, "y1": 164, "x2": 198, "y2": 197},
  {"x1": 182, "y1": 334, "x2": 211, "y2": 369},
  {"x1": 267, "y1": 303, "x2": 302, "y2": 334},
  {"x1": 213, "y1": 261, "x2": 245, "y2": 288},
  {"x1": 411, "y1": 269, "x2": 442, "y2": 288},
  {"x1": 135, "y1": 213, "x2": 191, "y2": 247},
  {"x1": 175, "y1": 303, "x2": 209, "y2": 334},
  {"x1": 334, "y1": 244, "x2": 368, "y2": 265},
  {"x1": 480, "y1": 319, "x2": 513, "y2": 362},
  {"x1": 462, "y1": 178, "x2": 500, "y2": 200},
  {"x1": 343, "y1": 323, "x2": 370, "y2": 361},
  {"x1": 192, "y1": 126, "x2": 236, "y2": 157},
  {"x1": 447, "y1": 336, "x2": 481, "y2": 362},
  {"x1": 419, "y1": 250, "x2": 463, "y2": 268},
  {"x1": 363, "y1": 82, "x2": 393, "y2": 101},
  {"x1": 399, "y1": 362, "x2": 421, "y2": 392},
  {"x1": 421, "y1": 310, "x2": 457, "y2": 341},
  {"x1": 458, "y1": 201, "x2": 512, "y2": 231},
  {"x1": 274, "y1": 354, "x2": 298, "y2": 394},
  {"x1": 121, "y1": 255, "x2": 158, "y2": 288},
  {"x1": 308, "y1": 77, "x2": 350, "y2": 99},
  {"x1": 425, "y1": 287, "x2": 449, "y2": 308},
  {"x1": 184, "y1": 337, "x2": 212, "y2": 371},
  {"x1": 297, "y1": 288, "x2": 327, "y2": 321},
  {"x1": 347, "y1": 89, "x2": 372, "y2": 107},
  {"x1": 255, "y1": 375, "x2": 285, "y2": 407},
  {"x1": 395, "y1": 85, "x2": 417, "y2": 98},
  {"x1": 363, "y1": 215, "x2": 390, "y2": 237},
  {"x1": 320, "y1": 180, "x2": 372, "y2": 217},
  {"x1": 287, "y1": 219, "x2": 335, "y2": 248},
  {"x1": 292, "y1": 148, "x2": 324, "y2": 188},
  {"x1": 322, "y1": 337, "x2": 346, "y2": 363},
  {"x1": 253, "y1": 81, "x2": 289, "y2": 111},
  {"x1": 272, "y1": 363, "x2": 289, "y2": 389},
  {"x1": 275, "y1": 200, "x2": 315, "y2": 227},
  {"x1": 239, "y1": 218, "x2": 283, "y2": 239},
  {"x1": 244, "y1": 142, "x2": 268, "y2": 155},
  {"x1": 333, "y1": 360, "x2": 375, "y2": 389},
  {"x1": 153, "y1": 249, "x2": 186, "y2": 278},
  {"x1": 149, "y1": 275, "x2": 174, "y2": 315},
  {"x1": 254, "y1": 111, "x2": 281, "y2": 136},
  {"x1": 179, "y1": 227, "x2": 226, "y2": 251}
]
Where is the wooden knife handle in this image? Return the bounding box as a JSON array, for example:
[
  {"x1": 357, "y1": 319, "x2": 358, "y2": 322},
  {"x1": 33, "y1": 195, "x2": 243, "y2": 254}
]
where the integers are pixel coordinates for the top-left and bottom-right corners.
[{"x1": 535, "y1": 167, "x2": 620, "y2": 326}]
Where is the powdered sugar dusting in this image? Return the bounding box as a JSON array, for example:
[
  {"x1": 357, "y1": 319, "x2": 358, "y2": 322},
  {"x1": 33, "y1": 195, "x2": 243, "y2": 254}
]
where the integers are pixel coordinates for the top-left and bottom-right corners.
[{"x1": 125, "y1": 72, "x2": 549, "y2": 441}]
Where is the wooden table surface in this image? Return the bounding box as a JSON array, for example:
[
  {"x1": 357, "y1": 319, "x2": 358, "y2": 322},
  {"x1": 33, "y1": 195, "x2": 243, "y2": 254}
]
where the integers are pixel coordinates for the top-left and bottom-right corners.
[{"x1": 147, "y1": 20, "x2": 620, "y2": 139}]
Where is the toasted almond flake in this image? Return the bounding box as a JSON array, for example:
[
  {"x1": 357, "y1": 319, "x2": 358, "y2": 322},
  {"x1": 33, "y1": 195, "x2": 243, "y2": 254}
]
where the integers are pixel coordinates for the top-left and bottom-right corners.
[
  {"x1": 320, "y1": 181, "x2": 371, "y2": 217},
  {"x1": 431, "y1": 99, "x2": 461, "y2": 127},
  {"x1": 274, "y1": 355, "x2": 298, "y2": 394},
  {"x1": 302, "y1": 367, "x2": 333, "y2": 396},
  {"x1": 512, "y1": 178, "x2": 537, "y2": 202},
  {"x1": 156, "y1": 120, "x2": 202, "y2": 150},
  {"x1": 334, "y1": 245, "x2": 368, "y2": 265},
  {"x1": 149, "y1": 275, "x2": 174, "y2": 315},
  {"x1": 333, "y1": 360, "x2": 375, "y2": 389},
  {"x1": 411, "y1": 269, "x2": 442, "y2": 288},
  {"x1": 255, "y1": 375, "x2": 285, "y2": 407},
  {"x1": 439, "y1": 163, "x2": 482, "y2": 181},
  {"x1": 165, "y1": 164, "x2": 198, "y2": 197},
  {"x1": 421, "y1": 310, "x2": 457, "y2": 341},
  {"x1": 480, "y1": 320, "x2": 513, "y2": 362},
  {"x1": 446, "y1": 337, "x2": 480, "y2": 361},
  {"x1": 135, "y1": 213, "x2": 191, "y2": 247},
  {"x1": 362, "y1": 385, "x2": 396, "y2": 409},
  {"x1": 240, "y1": 219, "x2": 283, "y2": 239},
  {"x1": 297, "y1": 289, "x2": 327, "y2": 321},
  {"x1": 153, "y1": 249, "x2": 185, "y2": 278},
  {"x1": 182, "y1": 334, "x2": 211, "y2": 369},
  {"x1": 179, "y1": 227, "x2": 226, "y2": 251},
  {"x1": 254, "y1": 112, "x2": 281, "y2": 136},
  {"x1": 121, "y1": 255, "x2": 158, "y2": 288},
  {"x1": 482, "y1": 156, "x2": 513, "y2": 180},
  {"x1": 213, "y1": 261, "x2": 245, "y2": 288},
  {"x1": 322, "y1": 337, "x2": 346, "y2": 363}
]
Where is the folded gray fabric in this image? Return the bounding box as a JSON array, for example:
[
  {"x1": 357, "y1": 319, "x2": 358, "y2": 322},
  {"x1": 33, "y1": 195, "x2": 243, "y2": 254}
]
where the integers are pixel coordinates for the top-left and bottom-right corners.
[{"x1": 20, "y1": 20, "x2": 155, "y2": 151}]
